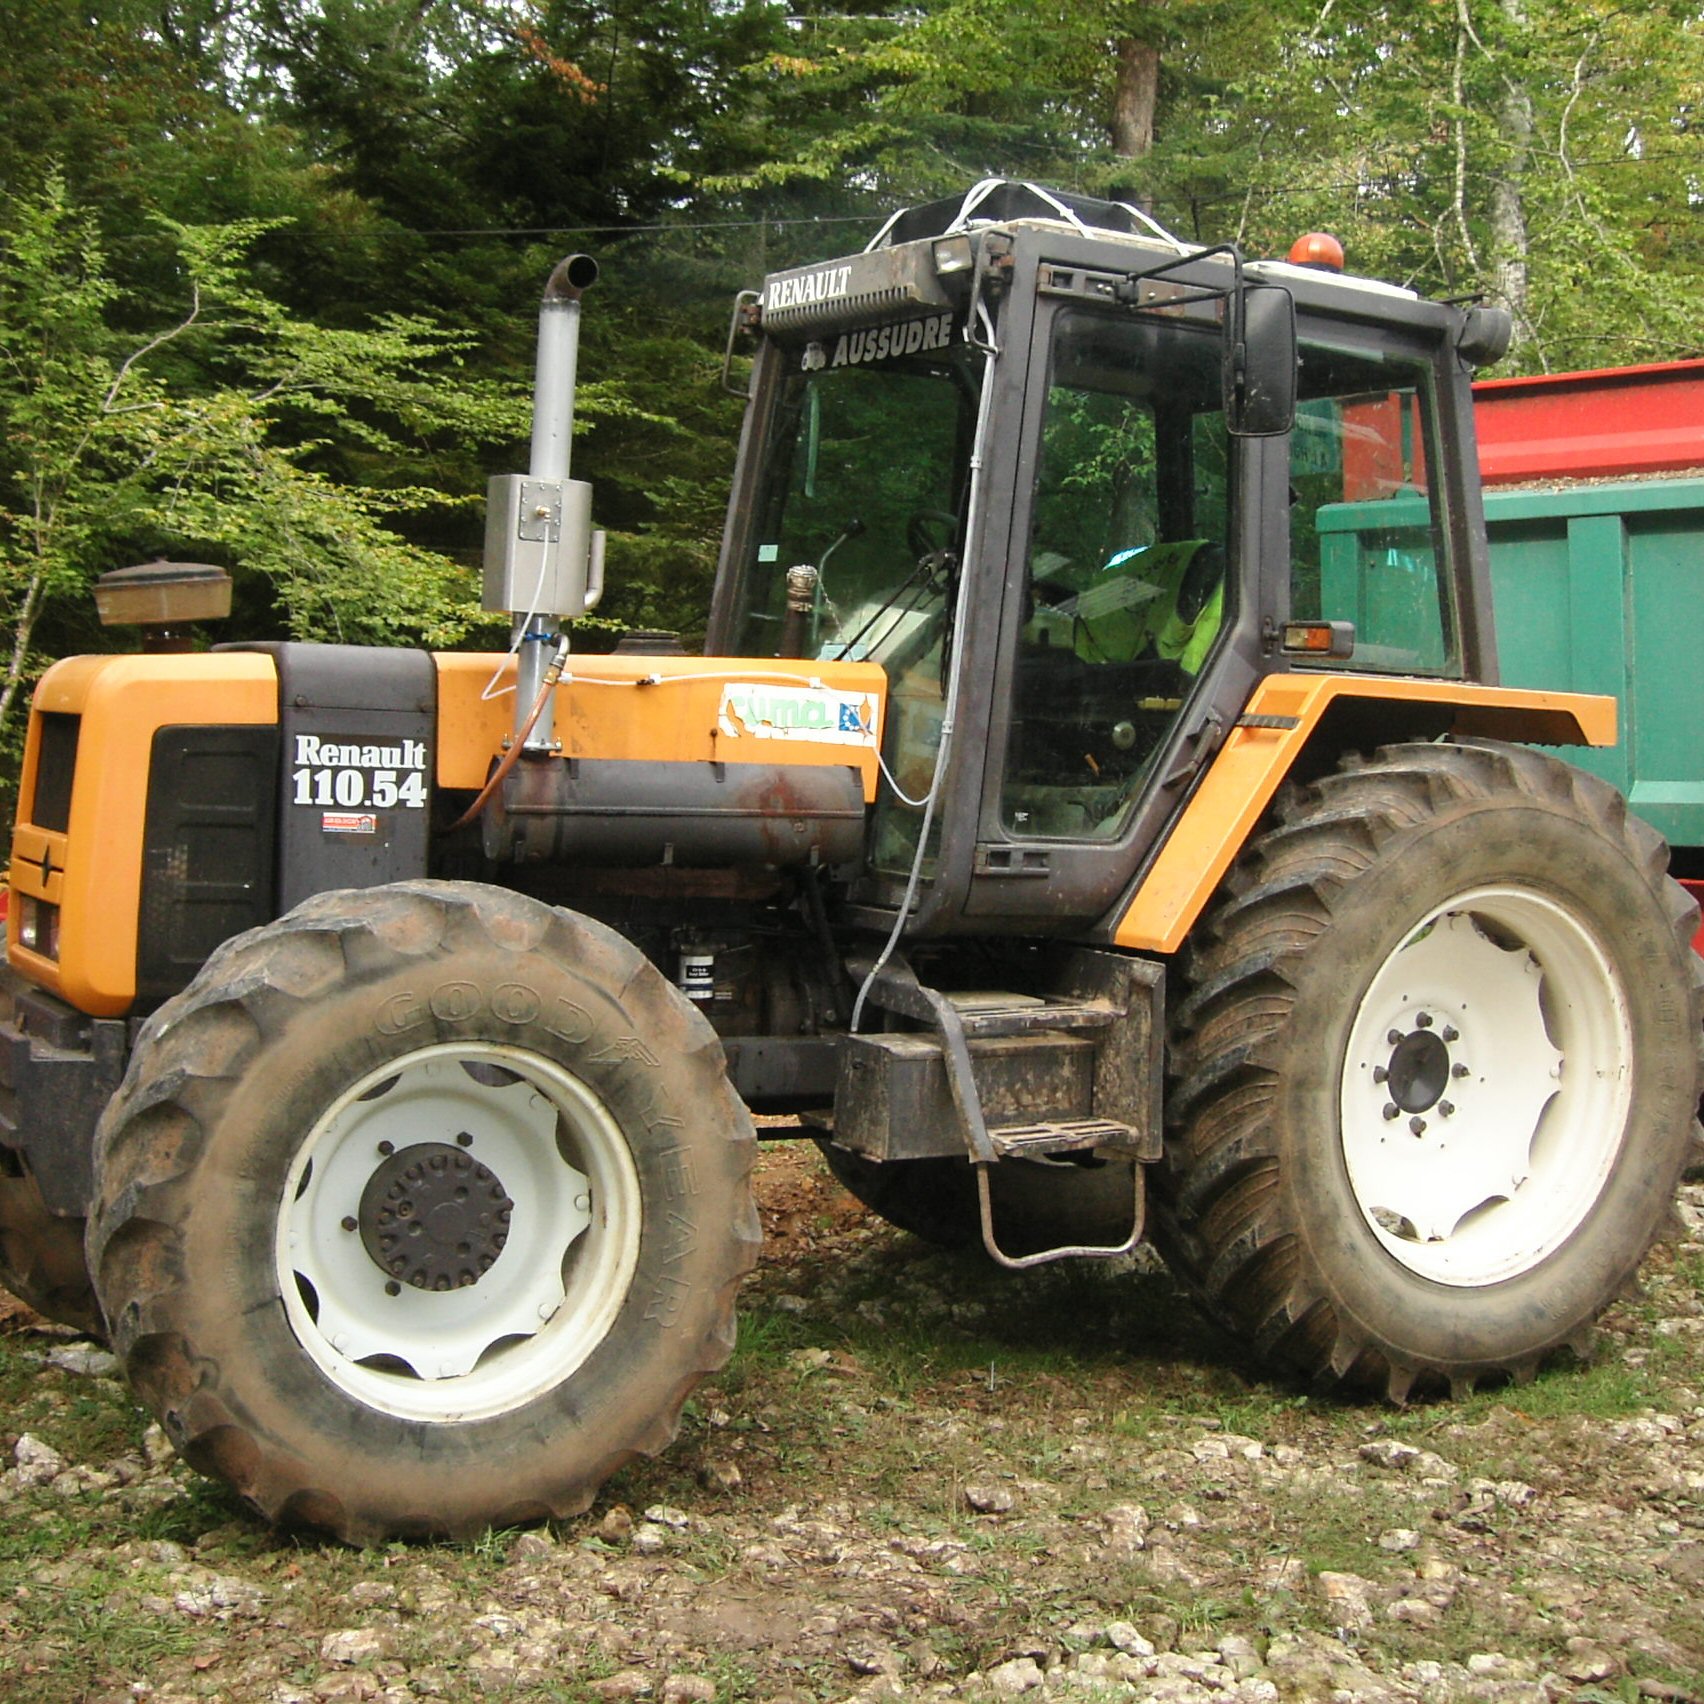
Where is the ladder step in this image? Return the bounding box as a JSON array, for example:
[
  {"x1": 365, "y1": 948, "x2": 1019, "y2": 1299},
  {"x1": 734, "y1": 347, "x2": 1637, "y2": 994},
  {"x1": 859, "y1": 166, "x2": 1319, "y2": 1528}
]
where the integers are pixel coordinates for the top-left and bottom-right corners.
[
  {"x1": 945, "y1": 991, "x2": 1122, "y2": 1039},
  {"x1": 990, "y1": 1117, "x2": 1147, "y2": 1159}
]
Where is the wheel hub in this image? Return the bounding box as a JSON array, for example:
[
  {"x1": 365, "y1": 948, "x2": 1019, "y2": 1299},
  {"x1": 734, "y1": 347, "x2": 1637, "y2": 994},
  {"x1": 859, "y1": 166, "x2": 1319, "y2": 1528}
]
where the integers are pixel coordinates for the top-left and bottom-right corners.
[
  {"x1": 280, "y1": 1045, "x2": 629, "y2": 1413},
  {"x1": 357, "y1": 1141, "x2": 514, "y2": 1292},
  {"x1": 1341, "y1": 893, "x2": 1628, "y2": 1286},
  {"x1": 1384, "y1": 1024, "x2": 1451, "y2": 1114}
]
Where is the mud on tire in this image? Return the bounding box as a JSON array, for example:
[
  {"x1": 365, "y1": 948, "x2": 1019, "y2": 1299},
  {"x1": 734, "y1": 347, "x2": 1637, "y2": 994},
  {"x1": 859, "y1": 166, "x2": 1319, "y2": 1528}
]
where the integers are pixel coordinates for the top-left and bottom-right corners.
[
  {"x1": 87, "y1": 881, "x2": 760, "y2": 1544},
  {"x1": 1152, "y1": 740, "x2": 1704, "y2": 1399}
]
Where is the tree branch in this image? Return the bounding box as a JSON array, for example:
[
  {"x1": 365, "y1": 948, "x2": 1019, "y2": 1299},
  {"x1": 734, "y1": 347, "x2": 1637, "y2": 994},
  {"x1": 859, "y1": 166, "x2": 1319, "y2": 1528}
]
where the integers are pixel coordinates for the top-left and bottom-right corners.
[
  {"x1": 103, "y1": 281, "x2": 202, "y2": 412},
  {"x1": 0, "y1": 566, "x2": 46, "y2": 743},
  {"x1": 1451, "y1": 3, "x2": 1486, "y2": 280}
]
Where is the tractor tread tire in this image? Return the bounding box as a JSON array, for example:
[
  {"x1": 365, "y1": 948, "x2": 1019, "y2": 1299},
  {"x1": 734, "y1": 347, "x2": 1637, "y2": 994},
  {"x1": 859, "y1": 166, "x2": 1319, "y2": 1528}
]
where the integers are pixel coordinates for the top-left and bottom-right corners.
[
  {"x1": 1151, "y1": 739, "x2": 1704, "y2": 1401},
  {"x1": 87, "y1": 881, "x2": 759, "y2": 1544}
]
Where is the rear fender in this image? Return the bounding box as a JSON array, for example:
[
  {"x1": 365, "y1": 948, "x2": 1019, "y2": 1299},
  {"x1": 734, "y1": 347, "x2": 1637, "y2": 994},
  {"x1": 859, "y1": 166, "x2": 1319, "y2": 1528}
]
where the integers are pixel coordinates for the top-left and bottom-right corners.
[{"x1": 1111, "y1": 675, "x2": 1616, "y2": 955}]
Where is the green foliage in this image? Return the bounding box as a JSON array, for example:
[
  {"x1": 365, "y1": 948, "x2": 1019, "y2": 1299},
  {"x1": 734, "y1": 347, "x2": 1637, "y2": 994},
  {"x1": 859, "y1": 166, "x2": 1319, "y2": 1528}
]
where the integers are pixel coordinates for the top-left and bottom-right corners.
[
  {"x1": 0, "y1": 172, "x2": 522, "y2": 749},
  {"x1": 700, "y1": 1, "x2": 1702, "y2": 373},
  {"x1": 0, "y1": 177, "x2": 122, "y2": 723},
  {"x1": 0, "y1": 0, "x2": 1699, "y2": 739},
  {"x1": 1211, "y1": 0, "x2": 1704, "y2": 370}
]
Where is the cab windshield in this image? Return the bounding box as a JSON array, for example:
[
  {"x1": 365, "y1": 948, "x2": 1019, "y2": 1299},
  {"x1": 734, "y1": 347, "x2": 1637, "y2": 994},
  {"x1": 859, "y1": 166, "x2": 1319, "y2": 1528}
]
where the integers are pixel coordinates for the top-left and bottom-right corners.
[{"x1": 727, "y1": 315, "x2": 981, "y2": 668}]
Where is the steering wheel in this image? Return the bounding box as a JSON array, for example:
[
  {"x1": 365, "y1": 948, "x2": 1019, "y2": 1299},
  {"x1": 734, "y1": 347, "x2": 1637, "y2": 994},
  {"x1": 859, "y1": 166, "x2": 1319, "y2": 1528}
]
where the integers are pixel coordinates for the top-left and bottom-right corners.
[{"x1": 906, "y1": 508, "x2": 959, "y2": 560}]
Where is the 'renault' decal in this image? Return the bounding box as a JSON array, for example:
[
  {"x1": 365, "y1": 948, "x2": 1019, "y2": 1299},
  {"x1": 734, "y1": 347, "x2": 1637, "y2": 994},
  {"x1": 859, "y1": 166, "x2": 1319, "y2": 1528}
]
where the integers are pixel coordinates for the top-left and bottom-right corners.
[
  {"x1": 763, "y1": 265, "x2": 853, "y2": 313},
  {"x1": 291, "y1": 733, "x2": 430, "y2": 831}
]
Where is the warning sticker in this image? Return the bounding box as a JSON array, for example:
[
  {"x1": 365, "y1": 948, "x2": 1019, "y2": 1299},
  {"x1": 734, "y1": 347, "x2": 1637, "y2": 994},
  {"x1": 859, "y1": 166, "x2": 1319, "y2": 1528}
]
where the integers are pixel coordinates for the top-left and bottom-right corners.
[
  {"x1": 321, "y1": 812, "x2": 380, "y2": 836},
  {"x1": 718, "y1": 683, "x2": 879, "y2": 747}
]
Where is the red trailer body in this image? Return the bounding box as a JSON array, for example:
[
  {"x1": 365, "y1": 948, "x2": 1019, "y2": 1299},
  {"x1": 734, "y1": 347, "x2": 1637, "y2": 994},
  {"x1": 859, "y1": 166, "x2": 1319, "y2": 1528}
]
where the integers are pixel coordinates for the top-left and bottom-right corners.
[{"x1": 1475, "y1": 359, "x2": 1704, "y2": 486}]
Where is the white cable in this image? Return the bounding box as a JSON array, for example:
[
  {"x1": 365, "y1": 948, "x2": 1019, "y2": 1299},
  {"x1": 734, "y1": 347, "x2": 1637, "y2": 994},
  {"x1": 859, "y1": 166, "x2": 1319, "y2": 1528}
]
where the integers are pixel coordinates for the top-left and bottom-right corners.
[
  {"x1": 480, "y1": 512, "x2": 560, "y2": 702},
  {"x1": 552, "y1": 669, "x2": 833, "y2": 690},
  {"x1": 870, "y1": 178, "x2": 1191, "y2": 257},
  {"x1": 875, "y1": 750, "x2": 932, "y2": 809},
  {"x1": 1120, "y1": 201, "x2": 1191, "y2": 252},
  {"x1": 852, "y1": 299, "x2": 1000, "y2": 1031}
]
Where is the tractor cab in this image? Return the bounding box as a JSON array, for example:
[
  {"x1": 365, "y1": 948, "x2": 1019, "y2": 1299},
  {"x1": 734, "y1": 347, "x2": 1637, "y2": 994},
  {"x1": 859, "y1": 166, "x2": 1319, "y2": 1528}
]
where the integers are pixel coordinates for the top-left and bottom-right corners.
[{"x1": 711, "y1": 181, "x2": 1502, "y2": 939}]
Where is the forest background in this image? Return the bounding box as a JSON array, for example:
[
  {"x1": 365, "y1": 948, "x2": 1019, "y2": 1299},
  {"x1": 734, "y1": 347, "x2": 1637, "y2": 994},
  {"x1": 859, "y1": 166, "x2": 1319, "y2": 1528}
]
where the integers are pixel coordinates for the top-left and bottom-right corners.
[{"x1": 0, "y1": 0, "x2": 1700, "y2": 764}]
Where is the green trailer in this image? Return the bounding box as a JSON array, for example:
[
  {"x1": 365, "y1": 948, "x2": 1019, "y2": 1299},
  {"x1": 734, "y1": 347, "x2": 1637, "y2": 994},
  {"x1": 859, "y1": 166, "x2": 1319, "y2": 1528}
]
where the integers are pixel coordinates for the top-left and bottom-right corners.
[
  {"x1": 1319, "y1": 474, "x2": 1704, "y2": 871},
  {"x1": 1316, "y1": 358, "x2": 1704, "y2": 905},
  {"x1": 1486, "y1": 477, "x2": 1704, "y2": 875}
]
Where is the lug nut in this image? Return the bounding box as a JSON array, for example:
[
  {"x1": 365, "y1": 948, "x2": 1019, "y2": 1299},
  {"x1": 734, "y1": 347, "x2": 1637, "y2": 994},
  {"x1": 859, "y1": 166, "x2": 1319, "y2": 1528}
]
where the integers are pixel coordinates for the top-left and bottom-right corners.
[
  {"x1": 1452, "y1": 1063, "x2": 1470, "y2": 1079},
  {"x1": 1442, "y1": 1025, "x2": 1459, "y2": 1043},
  {"x1": 1409, "y1": 1116, "x2": 1427, "y2": 1135},
  {"x1": 377, "y1": 1140, "x2": 395, "y2": 1156},
  {"x1": 457, "y1": 1131, "x2": 474, "y2": 1146},
  {"x1": 1415, "y1": 1011, "x2": 1433, "y2": 1029},
  {"x1": 1387, "y1": 1029, "x2": 1404, "y2": 1047},
  {"x1": 1372, "y1": 1065, "x2": 1388, "y2": 1084},
  {"x1": 1439, "y1": 1100, "x2": 1455, "y2": 1118},
  {"x1": 1383, "y1": 1103, "x2": 1399, "y2": 1121},
  {"x1": 385, "y1": 1280, "x2": 401, "y2": 1297},
  {"x1": 341, "y1": 1216, "x2": 358, "y2": 1233}
]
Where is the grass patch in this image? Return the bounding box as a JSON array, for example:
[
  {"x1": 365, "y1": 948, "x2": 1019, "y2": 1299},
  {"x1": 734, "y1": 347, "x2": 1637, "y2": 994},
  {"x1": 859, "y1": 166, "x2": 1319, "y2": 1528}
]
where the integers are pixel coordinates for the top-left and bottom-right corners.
[{"x1": 1380, "y1": 1354, "x2": 1665, "y2": 1441}]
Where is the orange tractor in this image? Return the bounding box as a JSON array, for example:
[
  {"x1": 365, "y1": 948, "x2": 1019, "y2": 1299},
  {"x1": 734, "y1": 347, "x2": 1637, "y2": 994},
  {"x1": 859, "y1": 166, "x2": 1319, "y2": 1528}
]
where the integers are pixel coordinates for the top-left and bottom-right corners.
[{"x1": 2, "y1": 181, "x2": 1697, "y2": 1541}]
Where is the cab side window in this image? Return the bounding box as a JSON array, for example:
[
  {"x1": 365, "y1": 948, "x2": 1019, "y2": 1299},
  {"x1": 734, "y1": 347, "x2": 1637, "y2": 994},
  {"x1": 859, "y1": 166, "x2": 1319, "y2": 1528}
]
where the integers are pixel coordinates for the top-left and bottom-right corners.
[
  {"x1": 1002, "y1": 309, "x2": 1230, "y2": 840},
  {"x1": 1290, "y1": 346, "x2": 1459, "y2": 677}
]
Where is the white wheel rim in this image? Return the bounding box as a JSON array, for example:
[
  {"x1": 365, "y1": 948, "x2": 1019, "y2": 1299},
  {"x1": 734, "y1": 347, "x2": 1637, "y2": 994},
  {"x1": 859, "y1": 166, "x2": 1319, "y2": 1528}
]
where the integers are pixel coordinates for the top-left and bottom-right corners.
[
  {"x1": 277, "y1": 1043, "x2": 641, "y2": 1421},
  {"x1": 1339, "y1": 885, "x2": 1631, "y2": 1287}
]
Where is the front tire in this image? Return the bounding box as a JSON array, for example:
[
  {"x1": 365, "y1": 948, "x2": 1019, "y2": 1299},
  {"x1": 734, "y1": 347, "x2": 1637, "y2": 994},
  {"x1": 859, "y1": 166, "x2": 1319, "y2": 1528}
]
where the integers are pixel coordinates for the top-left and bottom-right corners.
[
  {"x1": 1154, "y1": 741, "x2": 1704, "y2": 1398},
  {"x1": 87, "y1": 881, "x2": 759, "y2": 1543}
]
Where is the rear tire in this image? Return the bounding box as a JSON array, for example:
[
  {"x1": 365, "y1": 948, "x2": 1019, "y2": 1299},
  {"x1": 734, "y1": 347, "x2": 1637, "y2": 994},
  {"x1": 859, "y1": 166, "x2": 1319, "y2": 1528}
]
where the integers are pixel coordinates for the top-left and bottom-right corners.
[
  {"x1": 815, "y1": 1140, "x2": 1139, "y2": 1259},
  {"x1": 0, "y1": 1168, "x2": 101, "y2": 1336},
  {"x1": 87, "y1": 881, "x2": 759, "y2": 1543},
  {"x1": 1153, "y1": 740, "x2": 1704, "y2": 1398}
]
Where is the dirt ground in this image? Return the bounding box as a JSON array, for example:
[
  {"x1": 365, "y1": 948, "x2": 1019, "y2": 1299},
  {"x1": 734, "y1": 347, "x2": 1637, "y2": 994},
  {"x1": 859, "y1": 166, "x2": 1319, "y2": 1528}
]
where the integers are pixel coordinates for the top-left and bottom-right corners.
[{"x1": 3, "y1": 1138, "x2": 1703, "y2": 1704}]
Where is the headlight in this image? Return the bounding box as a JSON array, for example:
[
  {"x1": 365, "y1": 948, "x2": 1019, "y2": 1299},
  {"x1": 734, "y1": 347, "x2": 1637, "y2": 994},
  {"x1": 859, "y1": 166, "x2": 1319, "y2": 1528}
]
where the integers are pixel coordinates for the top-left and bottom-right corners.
[{"x1": 14, "y1": 893, "x2": 60, "y2": 960}]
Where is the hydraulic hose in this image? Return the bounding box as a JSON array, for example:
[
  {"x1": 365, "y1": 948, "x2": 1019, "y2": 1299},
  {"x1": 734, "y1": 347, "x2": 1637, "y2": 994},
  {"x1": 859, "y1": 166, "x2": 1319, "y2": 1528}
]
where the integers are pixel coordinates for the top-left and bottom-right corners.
[{"x1": 445, "y1": 635, "x2": 571, "y2": 834}]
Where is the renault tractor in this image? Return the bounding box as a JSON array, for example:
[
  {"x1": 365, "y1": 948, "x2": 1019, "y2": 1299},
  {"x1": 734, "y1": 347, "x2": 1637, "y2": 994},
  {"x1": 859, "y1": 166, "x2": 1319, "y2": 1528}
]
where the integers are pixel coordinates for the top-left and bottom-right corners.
[{"x1": 2, "y1": 181, "x2": 1698, "y2": 1542}]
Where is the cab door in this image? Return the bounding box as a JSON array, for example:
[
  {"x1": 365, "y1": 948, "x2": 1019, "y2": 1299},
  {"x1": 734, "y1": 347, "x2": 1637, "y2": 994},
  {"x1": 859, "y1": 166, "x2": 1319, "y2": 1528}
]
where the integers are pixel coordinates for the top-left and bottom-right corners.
[{"x1": 962, "y1": 280, "x2": 1271, "y2": 927}]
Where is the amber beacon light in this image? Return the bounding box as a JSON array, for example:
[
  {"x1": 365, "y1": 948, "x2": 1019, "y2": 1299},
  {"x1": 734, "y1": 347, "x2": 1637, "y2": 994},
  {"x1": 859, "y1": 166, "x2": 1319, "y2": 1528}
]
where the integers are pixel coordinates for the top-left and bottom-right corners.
[{"x1": 1288, "y1": 232, "x2": 1346, "y2": 272}]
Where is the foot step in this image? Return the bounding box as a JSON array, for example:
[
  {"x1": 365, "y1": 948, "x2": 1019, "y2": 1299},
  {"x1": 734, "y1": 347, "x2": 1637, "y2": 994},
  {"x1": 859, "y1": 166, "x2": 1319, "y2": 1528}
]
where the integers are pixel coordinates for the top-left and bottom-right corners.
[
  {"x1": 990, "y1": 1117, "x2": 1147, "y2": 1159},
  {"x1": 944, "y1": 991, "x2": 1122, "y2": 1039}
]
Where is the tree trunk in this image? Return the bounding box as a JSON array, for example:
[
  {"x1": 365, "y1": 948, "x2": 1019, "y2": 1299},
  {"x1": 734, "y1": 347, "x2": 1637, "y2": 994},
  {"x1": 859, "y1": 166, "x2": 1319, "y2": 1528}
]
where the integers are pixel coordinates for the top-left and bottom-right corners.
[
  {"x1": 1111, "y1": 36, "x2": 1159, "y2": 158},
  {"x1": 1489, "y1": 0, "x2": 1533, "y2": 335},
  {"x1": 0, "y1": 567, "x2": 46, "y2": 749}
]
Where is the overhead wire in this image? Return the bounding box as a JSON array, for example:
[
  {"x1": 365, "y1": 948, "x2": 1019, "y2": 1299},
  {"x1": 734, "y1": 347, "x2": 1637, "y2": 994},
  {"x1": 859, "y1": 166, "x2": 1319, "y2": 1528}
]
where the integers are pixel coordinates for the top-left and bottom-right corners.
[{"x1": 226, "y1": 147, "x2": 1701, "y2": 246}]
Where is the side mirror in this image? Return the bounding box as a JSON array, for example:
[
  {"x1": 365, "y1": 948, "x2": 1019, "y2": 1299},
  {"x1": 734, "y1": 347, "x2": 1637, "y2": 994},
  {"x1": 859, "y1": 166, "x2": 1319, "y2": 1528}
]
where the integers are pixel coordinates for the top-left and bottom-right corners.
[{"x1": 1229, "y1": 284, "x2": 1296, "y2": 438}]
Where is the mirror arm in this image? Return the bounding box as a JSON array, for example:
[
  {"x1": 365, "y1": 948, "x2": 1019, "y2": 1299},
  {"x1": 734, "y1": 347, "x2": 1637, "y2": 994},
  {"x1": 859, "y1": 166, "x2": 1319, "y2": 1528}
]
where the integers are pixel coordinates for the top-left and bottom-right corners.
[{"x1": 1115, "y1": 246, "x2": 1295, "y2": 437}]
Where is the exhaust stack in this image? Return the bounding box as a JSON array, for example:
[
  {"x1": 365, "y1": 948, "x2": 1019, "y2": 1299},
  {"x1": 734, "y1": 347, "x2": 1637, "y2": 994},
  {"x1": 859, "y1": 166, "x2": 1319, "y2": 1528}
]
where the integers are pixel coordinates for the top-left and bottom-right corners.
[
  {"x1": 483, "y1": 253, "x2": 607, "y2": 751},
  {"x1": 529, "y1": 253, "x2": 599, "y2": 480}
]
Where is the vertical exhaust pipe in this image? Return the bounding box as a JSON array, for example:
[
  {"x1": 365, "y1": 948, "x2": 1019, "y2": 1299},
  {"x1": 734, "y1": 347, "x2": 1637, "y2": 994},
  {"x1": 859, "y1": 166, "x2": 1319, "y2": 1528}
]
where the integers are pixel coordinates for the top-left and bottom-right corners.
[
  {"x1": 483, "y1": 254, "x2": 605, "y2": 753},
  {"x1": 530, "y1": 254, "x2": 600, "y2": 481}
]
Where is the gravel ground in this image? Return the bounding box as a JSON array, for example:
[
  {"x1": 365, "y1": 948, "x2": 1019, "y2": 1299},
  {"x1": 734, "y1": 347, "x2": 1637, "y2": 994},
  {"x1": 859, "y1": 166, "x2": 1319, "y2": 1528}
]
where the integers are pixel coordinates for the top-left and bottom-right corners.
[{"x1": 2, "y1": 1144, "x2": 1702, "y2": 1704}]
